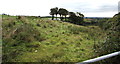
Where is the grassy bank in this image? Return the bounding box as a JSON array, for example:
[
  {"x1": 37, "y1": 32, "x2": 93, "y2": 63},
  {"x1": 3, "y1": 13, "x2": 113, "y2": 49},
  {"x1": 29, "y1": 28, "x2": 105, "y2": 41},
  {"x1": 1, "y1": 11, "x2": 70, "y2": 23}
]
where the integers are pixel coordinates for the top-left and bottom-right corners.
[{"x1": 2, "y1": 15, "x2": 106, "y2": 62}]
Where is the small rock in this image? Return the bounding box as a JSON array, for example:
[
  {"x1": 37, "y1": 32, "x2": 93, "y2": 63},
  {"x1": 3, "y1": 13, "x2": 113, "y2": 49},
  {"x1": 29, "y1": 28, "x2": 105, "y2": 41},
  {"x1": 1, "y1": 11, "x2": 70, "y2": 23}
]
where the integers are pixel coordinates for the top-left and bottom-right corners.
[
  {"x1": 35, "y1": 50, "x2": 38, "y2": 52},
  {"x1": 36, "y1": 24, "x2": 41, "y2": 27}
]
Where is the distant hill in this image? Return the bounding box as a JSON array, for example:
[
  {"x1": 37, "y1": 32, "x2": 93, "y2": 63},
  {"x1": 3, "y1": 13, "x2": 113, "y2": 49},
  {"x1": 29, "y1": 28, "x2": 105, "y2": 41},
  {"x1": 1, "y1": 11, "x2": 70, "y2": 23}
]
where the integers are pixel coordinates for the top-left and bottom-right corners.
[{"x1": 84, "y1": 17, "x2": 111, "y2": 19}]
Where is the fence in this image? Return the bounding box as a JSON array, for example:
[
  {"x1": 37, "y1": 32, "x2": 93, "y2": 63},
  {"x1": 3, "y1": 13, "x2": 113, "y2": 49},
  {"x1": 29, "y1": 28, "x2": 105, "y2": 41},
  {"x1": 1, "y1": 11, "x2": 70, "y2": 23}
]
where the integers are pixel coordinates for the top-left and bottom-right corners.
[{"x1": 76, "y1": 51, "x2": 120, "y2": 64}]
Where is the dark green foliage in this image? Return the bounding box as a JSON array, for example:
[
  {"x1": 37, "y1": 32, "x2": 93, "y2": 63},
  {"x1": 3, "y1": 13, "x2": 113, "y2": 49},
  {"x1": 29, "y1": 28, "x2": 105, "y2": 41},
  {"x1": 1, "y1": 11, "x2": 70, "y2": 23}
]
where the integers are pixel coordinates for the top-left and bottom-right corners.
[
  {"x1": 50, "y1": 7, "x2": 69, "y2": 21},
  {"x1": 68, "y1": 12, "x2": 84, "y2": 24},
  {"x1": 97, "y1": 13, "x2": 120, "y2": 53},
  {"x1": 95, "y1": 12, "x2": 120, "y2": 63},
  {"x1": 59, "y1": 8, "x2": 68, "y2": 21},
  {"x1": 50, "y1": 7, "x2": 58, "y2": 20},
  {"x1": 49, "y1": 7, "x2": 84, "y2": 23}
]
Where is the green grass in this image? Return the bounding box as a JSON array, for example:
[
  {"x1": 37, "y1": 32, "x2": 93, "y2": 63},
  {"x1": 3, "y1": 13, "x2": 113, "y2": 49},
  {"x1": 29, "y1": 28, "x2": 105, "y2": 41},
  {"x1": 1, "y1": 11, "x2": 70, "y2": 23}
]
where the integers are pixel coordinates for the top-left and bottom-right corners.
[{"x1": 2, "y1": 15, "x2": 106, "y2": 62}]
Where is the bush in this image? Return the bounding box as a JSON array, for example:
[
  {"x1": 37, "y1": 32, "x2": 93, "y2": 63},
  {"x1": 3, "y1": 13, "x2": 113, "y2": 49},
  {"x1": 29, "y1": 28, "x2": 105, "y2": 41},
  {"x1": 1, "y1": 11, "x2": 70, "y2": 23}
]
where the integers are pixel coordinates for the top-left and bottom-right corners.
[{"x1": 95, "y1": 12, "x2": 120, "y2": 63}]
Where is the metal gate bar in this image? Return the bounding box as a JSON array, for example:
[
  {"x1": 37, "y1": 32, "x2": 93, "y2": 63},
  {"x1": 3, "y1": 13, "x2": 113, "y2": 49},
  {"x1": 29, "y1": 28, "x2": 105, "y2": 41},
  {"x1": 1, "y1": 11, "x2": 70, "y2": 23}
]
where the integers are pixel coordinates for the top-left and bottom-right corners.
[{"x1": 76, "y1": 51, "x2": 120, "y2": 64}]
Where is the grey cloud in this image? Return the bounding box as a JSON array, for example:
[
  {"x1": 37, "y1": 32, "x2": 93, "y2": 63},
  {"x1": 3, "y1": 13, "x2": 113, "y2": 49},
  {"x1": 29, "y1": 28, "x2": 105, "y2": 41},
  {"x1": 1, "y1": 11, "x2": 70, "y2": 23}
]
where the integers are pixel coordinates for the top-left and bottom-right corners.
[
  {"x1": 67, "y1": 4, "x2": 118, "y2": 13},
  {"x1": 77, "y1": 5, "x2": 117, "y2": 13},
  {"x1": 97, "y1": 5, "x2": 118, "y2": 12},
  {"x1": 117, "y1": 1, "x2": 120, "y2": 12},
  {"x1": 57, "y1": 2, "x2": 118, "y2": 13}
]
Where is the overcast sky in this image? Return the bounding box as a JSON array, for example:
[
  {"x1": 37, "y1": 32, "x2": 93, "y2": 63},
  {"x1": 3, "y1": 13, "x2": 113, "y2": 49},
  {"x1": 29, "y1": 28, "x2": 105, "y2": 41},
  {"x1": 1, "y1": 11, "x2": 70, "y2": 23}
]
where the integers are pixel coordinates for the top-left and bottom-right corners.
[{"x1": 0, "y1": 0, "x2": 119, "y2": 17}]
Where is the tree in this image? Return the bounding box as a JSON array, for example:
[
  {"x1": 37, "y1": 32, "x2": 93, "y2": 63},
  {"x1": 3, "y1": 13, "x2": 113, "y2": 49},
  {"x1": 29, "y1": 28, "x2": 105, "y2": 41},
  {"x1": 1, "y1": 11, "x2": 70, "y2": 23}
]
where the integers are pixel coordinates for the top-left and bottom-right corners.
[
  {"x1": 50, "y1": 8, "x2": 55, "y2": 20},
  {"x1": 68, "y1": 12, "x2": 84, "y2": 24},
  {"x1": 58, "y1": 8, "x2": 64, "y2": 21},
  {"x1": 62, "y1": 9, "x2": 68, "y2": 21},
  {"x1": 58, "y1": 8, "x2": 68, "y2": 21},
  {"x1": 58, "y1": 8, "x2": 63, "y2": 20},
  {"x1": 50, "y1": 7, "x2": 58, "y2": 20},
  {"x1": 77, "y1": 12, "x2": 84, "y2": 21},
  {"x1": 54, "y1": 7, "x2": 58, "y2": 20},
  {"x1": 77, "y1": 12, "x2": 84, "y2": 17},
  {"x1": 68, "y1": 12, "x2": 78, "y2": 23},
  {"x1": 69, "y1": 12, "x2": 76, "y2": 17}
]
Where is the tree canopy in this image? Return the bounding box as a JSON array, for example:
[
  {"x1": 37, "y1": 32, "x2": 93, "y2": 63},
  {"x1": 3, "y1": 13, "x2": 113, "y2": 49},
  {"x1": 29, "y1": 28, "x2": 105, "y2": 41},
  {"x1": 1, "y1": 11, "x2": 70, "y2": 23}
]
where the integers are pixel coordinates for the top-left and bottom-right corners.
[
  {"x1": 50, "y1": 7, "x2": 84, "y2": 24},
  {"x1": 50, "y1": 7, "x2": 58, "y2": 20}
]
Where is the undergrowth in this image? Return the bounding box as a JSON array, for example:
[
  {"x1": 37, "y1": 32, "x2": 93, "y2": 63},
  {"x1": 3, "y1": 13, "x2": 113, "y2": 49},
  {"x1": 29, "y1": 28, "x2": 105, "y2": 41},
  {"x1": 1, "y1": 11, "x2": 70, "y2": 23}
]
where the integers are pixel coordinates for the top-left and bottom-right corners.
[{"x1": 2, "y1": 15, "x2": 106, "y2": 62}]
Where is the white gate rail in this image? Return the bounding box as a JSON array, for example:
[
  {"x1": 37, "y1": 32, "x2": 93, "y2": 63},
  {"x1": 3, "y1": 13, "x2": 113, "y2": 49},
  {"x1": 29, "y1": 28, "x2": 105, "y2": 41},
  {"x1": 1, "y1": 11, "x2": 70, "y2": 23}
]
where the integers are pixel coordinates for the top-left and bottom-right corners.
[{"x1": 76, "y1": 51, "x2": 120, "y2": 64}]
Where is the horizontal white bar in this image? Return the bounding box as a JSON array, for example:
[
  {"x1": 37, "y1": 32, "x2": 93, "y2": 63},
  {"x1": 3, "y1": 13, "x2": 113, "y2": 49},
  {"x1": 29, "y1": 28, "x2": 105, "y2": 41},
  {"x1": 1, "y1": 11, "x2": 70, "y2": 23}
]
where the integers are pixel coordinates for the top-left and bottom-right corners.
[{"x1": 76, "y1": 51, "x2": 120, "y2": 64}]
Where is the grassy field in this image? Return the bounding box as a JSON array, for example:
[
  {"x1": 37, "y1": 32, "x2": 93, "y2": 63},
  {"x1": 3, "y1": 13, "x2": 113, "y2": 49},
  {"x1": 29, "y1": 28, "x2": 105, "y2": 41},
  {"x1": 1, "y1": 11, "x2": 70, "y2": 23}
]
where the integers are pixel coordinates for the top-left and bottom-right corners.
[{"x1": 2, "y1": 15, "x2": 106, "y2": 62}]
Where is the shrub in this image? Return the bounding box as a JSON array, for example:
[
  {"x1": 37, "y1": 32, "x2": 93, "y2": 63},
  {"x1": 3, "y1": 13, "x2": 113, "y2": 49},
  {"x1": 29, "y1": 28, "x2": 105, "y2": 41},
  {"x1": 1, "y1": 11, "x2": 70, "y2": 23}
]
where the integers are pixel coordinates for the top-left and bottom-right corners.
[
  {"x1": 11, "y1": 23, "x2": 46, "y2": 43},
  {"x1": 95, "y1": 12, "x2": 120, "y2": 63}
]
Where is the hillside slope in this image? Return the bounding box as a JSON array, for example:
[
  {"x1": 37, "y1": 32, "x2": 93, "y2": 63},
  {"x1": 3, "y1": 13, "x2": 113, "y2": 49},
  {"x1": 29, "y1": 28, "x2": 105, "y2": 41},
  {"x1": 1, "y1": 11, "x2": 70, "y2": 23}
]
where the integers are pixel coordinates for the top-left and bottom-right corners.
[{"x1": 2, "y1": 15, "x2": 106, "y2": 62}]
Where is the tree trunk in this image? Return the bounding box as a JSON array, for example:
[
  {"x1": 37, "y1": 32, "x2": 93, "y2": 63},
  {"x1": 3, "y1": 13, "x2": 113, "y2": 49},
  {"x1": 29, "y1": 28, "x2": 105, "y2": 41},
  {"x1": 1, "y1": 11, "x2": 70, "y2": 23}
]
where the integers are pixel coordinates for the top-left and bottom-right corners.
[
  {"x1": 56, "y1": 14, "x2": 57, "y2": 20},
  {"x1": 61, "y1": 15, "x2": 63, "y2": 21},
  {"x1": 60, "y1": 14, "x2": 61, "y2": 21},
  {"x1": 52, "y1": 15, "x2": 54, "y2": 20},
  {"x1": 65, "y1": 15, "x2": 66, "y2": 21}
]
